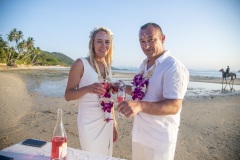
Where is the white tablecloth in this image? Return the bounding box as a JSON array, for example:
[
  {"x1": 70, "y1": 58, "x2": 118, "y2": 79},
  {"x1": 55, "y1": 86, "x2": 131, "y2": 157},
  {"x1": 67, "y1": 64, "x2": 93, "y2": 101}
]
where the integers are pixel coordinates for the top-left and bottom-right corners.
[{"x1": 0, "y1": 141, "x2": 126, "y2": 160}]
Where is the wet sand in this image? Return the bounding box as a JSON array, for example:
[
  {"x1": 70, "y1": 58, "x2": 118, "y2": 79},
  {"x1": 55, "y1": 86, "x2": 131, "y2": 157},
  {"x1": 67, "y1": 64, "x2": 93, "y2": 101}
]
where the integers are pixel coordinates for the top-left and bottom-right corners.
[{"x1": 0, "y1": 68, "x2": 240, "y2": 160}]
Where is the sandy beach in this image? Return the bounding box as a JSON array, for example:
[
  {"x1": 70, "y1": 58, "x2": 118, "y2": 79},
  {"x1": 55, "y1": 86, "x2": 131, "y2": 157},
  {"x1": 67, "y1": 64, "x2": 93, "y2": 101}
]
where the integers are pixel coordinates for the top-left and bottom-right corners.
[{"x1": 0, "y1": 68, "x2": 240, "y2": 160}]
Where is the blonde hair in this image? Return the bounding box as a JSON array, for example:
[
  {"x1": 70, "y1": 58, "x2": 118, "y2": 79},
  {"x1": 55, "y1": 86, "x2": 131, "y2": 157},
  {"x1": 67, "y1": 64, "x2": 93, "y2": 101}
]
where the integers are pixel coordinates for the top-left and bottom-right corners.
[{"x1": 88, "y1": 27, "x2": 114, "y2": 72}]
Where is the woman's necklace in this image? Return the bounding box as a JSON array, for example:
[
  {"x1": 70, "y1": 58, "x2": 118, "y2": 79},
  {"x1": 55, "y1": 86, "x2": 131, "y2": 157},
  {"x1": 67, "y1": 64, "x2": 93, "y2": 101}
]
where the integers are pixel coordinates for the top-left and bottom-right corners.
[
  {"x1": 93, "y1": 59, "x2": 113, "y2": 123},
  {"x1": 131, "y1": 62, "x2": 157, "y2": 101}
]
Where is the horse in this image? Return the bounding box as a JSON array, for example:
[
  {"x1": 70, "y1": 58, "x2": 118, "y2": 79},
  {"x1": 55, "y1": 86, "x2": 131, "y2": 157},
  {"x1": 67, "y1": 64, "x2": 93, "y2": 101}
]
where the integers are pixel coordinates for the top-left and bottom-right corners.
[{"x1": 219, "y1": 69, "x2": 237, "y2": 90}]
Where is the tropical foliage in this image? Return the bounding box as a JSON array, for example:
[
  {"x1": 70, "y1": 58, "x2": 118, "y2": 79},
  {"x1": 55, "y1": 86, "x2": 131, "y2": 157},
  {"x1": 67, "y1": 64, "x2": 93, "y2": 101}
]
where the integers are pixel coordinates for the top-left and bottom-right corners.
[
  {"x1": 36, "y1": 51, "x2": 74, "y2": 66},
  {"x1": 0, "y1": 28, "x2": 74, "y2": 67}
]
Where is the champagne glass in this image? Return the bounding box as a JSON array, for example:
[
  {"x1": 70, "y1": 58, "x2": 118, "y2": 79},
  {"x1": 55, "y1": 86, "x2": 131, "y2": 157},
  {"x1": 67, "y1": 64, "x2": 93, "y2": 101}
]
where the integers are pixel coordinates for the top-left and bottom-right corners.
[
  {"x1": 110, "y1": 80, "x2": 120, "y2": 93},
  {"x1": 100, "y1": 78, "x2": 109, "y2": 97},
  {"x1": 117, "y1": 85, "x2": 126, "y2": 118}
]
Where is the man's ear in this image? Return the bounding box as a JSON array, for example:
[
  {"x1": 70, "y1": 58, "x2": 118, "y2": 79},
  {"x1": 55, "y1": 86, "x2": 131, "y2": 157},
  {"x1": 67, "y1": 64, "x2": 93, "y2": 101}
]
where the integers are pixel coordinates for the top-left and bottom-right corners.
[{"x1": 161, "y1": 34, "x2": 165, "y2": 43}]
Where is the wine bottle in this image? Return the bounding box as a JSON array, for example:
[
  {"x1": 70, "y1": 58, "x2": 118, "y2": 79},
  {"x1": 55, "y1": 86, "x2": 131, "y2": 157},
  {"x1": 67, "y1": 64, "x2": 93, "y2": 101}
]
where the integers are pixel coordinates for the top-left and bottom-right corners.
[{"x1": 51, "y1": 108, "x2": 67, "y2": 160}]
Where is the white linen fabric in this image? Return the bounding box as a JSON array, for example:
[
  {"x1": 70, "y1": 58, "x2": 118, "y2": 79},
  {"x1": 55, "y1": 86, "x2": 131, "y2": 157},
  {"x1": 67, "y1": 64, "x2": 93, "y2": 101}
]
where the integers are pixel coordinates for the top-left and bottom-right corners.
[
  {"x1": 132, "y1": 141, "x2": 176, "y2": 160},
  {"x1": 77, "y1": 58, "x2": 113, "y2": 156},
  {"x1": 132, "y1": 50, "x2": 189, "y2": 148}
]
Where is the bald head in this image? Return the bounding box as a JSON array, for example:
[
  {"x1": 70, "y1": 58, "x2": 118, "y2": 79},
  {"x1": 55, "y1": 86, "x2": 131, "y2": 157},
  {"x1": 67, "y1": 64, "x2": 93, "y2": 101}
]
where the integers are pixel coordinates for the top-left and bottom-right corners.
[{"x1": 140, "y1": 23, "x2": 163, "y2": 35}]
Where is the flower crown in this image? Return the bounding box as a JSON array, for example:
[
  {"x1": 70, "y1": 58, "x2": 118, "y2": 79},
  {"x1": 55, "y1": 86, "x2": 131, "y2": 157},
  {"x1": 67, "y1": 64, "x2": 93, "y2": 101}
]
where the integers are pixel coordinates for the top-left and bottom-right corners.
[{"x1": 89, "y1": 26, "x2": 113, "y2": 38}]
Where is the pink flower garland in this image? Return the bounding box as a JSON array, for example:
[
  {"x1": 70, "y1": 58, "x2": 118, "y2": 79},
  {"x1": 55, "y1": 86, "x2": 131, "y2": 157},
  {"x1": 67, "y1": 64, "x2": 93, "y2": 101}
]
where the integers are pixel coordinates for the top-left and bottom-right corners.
[
  {"x1": 131, "y1": 73, "x2": 149, "y2": 101},
  {"x1": 100, "y1": 87, "x2": 114, "y2": 122},
  {"x1": 131, "y1": 63, "x2": 157, "y2": 101}
]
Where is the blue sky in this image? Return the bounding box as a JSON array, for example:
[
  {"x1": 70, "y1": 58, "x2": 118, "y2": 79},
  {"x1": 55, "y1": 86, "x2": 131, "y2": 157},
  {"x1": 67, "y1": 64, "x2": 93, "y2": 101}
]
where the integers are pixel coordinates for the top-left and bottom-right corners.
[{"x1": 1, "y1": 0, "x2": 240, "y2": 71}]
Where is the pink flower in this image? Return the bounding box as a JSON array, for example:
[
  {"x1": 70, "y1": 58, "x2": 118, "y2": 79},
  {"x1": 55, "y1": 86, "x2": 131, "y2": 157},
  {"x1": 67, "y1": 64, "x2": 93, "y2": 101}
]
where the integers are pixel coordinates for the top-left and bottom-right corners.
[{"x1": 104, "y1": 118, "x2": 113, "y2": 123}]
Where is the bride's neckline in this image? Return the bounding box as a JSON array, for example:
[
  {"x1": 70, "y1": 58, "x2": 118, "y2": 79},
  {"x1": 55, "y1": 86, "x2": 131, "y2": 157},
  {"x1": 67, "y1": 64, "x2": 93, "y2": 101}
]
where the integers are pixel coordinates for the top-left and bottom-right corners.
[{"x1": 93, "y1": 59, "x2": 110, "y2": 81}]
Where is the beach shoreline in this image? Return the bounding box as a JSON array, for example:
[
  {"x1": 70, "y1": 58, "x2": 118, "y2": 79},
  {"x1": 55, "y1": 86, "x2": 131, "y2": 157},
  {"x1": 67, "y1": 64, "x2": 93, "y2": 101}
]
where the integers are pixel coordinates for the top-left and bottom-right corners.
[
  {"x1": 0, "y1": 69, "x2": 240, "y2": 159},
  {"x1": 1, "y1": 65, "x2": 240, "y2": 85},
  {"x1": 1, "y1": 66, "x2": 240, "y2": 85}
]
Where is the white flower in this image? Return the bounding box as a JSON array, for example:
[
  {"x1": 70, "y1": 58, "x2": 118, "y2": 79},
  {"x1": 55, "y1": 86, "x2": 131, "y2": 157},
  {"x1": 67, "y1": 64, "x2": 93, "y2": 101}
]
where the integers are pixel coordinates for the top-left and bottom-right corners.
[
  {"x1": 104, "y1": 112, "x2": 111, "y2": 118},
  {"x1": 89, "y1": 26, "x2": 113, "y2": 38},
  {"x1": 141, "y1": 85, "x2": 147, "y2": 92}
]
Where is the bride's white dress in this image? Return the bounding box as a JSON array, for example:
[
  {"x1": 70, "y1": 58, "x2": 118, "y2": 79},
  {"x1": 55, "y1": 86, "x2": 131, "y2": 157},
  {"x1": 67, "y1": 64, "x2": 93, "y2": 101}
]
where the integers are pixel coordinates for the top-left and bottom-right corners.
[{"x1": 77, "y1": 58, "x2": 113, "y2": 156}]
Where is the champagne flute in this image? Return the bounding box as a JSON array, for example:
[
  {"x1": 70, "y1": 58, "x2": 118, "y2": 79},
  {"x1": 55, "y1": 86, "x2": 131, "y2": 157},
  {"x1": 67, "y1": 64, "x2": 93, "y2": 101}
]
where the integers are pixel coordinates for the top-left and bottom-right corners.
[
  {"x1": 117, "y1": 84, "x2": 126, "y2": 118},
  {"x1": 100, "y1": 78, "x2": 109, "y2": 97}
]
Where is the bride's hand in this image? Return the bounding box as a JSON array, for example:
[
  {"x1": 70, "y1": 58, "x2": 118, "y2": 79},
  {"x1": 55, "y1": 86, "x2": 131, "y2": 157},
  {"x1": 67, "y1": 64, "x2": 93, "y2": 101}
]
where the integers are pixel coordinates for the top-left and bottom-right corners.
[
  {"x1": 109, "y1": 82, "x2": 120, "y2": 94},
  {"x1": 89, "y1": 83, "x2": 105, "y2": 95}
]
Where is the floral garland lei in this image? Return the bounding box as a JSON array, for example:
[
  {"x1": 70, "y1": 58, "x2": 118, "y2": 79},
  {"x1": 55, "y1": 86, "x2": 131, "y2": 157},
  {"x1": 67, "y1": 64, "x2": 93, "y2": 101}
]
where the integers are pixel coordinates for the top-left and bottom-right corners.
[
  {"x1": 99, "y1": 80, "x2": 114, "y2": 122},
  {"x1": 93, "y1": 59, "x2": 113, "y2": 123},
  {"x1": 131, "y1": 63, "x2": 156, "y2": 101}
]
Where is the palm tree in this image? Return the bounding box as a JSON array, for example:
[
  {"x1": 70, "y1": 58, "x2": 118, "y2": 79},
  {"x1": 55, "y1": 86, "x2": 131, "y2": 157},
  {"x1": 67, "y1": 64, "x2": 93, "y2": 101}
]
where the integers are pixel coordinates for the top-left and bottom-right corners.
[
  {"x1": 31, "y1": 47, "x2": 41, "y2": 65},
  {"x1": 6, "y1": 47, "x2": 15, "y2": 66},
  {"x1": 16, "y1": 31, "x2": 23, "y2": 44},
  {"x1": 26, "y1": 37, "x2": 34, "y2": 51},
  {"x1": 15, "y1": 40, "x2": 27, "y2": 62},
  {"x1": 6, "y1": 29, "x2": 24, "y2": 66},
  {"x1": 7, "y1": 28, "x2": 23, "y2": 45},
  {"x1": 7, "y1": 28, "x2": 17, "y2": 47},
  {"x1": 20, "y1": 37, "x2": 35, "y2": 63},
  {"x1": 0, "y1": 35, "x2": 8, "y2": 63}
]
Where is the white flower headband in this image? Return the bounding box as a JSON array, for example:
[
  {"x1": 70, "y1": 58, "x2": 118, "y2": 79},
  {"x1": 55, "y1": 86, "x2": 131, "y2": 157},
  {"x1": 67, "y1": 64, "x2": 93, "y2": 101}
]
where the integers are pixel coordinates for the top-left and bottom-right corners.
[{"x1": 89, "y1": 26, "x2": 113, "y2": 38}]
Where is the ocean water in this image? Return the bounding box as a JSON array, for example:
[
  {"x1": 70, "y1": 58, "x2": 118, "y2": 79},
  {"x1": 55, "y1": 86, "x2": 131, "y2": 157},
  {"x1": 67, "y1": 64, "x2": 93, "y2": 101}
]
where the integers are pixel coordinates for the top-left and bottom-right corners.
[
  {"x1": 31, "y1": 68, "x2": 240, "y2": 98},
  {"x1": 114, "y1": 68, "x2": 240, "y2": 78},
  {"x1": 188, "y1": 69, "x2": 240, "y2": 78},
  {"x1": 186, "y1": 81, "x2": 240, "y2": 97}
]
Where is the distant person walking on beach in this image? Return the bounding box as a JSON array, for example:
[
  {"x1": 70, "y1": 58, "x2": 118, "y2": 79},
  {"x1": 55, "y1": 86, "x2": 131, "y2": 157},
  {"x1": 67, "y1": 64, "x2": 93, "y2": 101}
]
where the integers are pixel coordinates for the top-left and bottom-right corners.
[
  {"x1": 65, "y1": 27, "x2": 118, "y2": 156},
  {"x1": 225, "y1": 66, "x2": 230, "y2": 77},
  {"x1": 117, "y1": 23, "x2": 189, "y2": 160}
]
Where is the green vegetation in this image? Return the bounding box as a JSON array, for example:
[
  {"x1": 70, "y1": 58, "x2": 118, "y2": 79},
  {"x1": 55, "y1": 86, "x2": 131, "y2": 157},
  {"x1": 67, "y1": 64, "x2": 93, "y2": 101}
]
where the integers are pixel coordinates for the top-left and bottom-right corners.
[
  {"x1": 0, "y1": 28, "x2": 74, "y2": 67},
  {"x1": 36, "y1": 51, "x2": 74, "y2": 66}
]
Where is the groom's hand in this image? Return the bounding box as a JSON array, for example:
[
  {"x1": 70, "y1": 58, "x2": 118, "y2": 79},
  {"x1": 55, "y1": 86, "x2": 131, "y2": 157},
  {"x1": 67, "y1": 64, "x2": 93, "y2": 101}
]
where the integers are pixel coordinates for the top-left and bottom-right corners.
[{"x1": 117, "y1": 100, "x2": 142, "y2": 118}]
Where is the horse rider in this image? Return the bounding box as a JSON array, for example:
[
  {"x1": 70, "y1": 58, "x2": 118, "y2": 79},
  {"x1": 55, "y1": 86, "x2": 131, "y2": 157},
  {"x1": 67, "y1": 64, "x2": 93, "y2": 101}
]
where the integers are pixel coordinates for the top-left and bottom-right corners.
[{"x1": 225, "y1": 66, "x2": 230, "y2": 77}]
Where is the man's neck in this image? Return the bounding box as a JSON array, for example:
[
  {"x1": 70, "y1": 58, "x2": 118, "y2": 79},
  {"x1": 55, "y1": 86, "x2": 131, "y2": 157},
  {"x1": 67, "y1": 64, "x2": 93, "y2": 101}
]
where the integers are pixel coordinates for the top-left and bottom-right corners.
[{"x1": 147, "y1": 50, "x2": 165, "y2": 69}]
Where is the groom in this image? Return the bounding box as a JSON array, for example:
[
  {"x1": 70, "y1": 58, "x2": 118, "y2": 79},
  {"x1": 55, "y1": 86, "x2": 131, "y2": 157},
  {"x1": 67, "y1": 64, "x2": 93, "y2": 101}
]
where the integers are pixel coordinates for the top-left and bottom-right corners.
[{"x1": 117, "y1": 22, "x2": 189, "y2": 160}]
